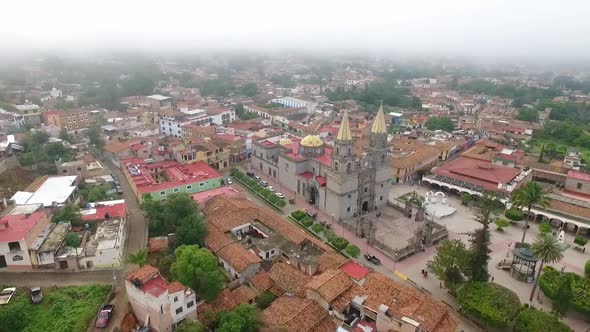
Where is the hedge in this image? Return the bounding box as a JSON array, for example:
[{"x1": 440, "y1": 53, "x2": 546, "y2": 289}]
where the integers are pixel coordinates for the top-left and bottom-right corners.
[
  {"x1": 231, "y1": 169, "x2": 286, "y2": 209},
  {"x1": 291, "y1": 210, "x2": 307, "y2": 221},
  {"x1": 323, "y1": 230, "x2": 338, "y2": 243},
  {"x1": 310, "y1": 223, "x2": 325, "y2": 234},
  {"x1": 586, "y1": 260, "x2": 590, "y2": 278},
  {"x1": 300, "y1": 216, "x2": 314, "y2": 228},
  {"x1": 495, "y1": 219, "x2": 510, "y2": 232},
  {"x1": 512, "y1": 307, "x2": 571, "y2": 332},
  {"x1": 331, "y1": 237, "x2": 349, "y2": 251},
  {"x1": 539, "y1": 222, "x2": 551, "y2": 234},
  {"x1": 344, "y1": 244, "x2": 360, "y2": 258},
  {"x1": 574, "y1": 236, "x2": 588, "y2": 247},
  {"x1": 539, "y1": 266, "x2": 590, "y2": 315},
  {"x1": 457, "y1": 282, "x2": 521, "y2": 328},
  {"x1": 505, "y1": 208, "x2": 524, "y2": 221}
]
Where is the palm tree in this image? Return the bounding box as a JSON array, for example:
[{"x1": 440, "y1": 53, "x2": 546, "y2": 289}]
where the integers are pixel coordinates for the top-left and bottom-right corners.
[
  {"x1": 511, "y1": 181, "x2": 548, "y2": 243},
  {"x1": 128, "y1": 249, "x2": 148, "y2": 267},
  {"x1": 529, "y1": 233, "x2": 564, "y2": 301}
]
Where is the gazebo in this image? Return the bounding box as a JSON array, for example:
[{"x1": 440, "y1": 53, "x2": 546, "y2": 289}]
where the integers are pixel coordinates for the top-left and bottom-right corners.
[{"x1": 511, "y1": 247, "x2": 538, "y2": 283}]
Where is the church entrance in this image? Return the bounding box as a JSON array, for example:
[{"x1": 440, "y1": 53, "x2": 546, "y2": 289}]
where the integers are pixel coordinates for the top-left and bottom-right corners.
[
  {"x1": 362, "y1": 201, "x2": 369, "y2": 213},
  {"x1": 309, "y1": 186, "x2": 318, "y2": 206}
]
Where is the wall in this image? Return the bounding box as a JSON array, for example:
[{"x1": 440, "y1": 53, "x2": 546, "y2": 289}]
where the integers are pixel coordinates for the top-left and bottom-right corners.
[
  {"x1": 168, "y1": 290, "x2": 197, "y2": 324},
  {"x1": 565, "y1": 177, "x2": 590, "y2": 195},
  {"x1": 0, "y1": 240, "x2": 33, "y2": 269},
  {"x1": 143, "y1": 177, "x2": 222, "y2": 202},
  {"x1": 126, "y1": 281, "x2": 174, "y2": 332},
  {"x1": 0, "y1": 157, "x2": 20, "y2": 174}
]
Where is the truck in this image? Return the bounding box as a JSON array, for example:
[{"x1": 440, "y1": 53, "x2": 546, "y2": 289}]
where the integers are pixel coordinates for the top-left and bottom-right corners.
[
  {"x1": 95, "y1": 304, "x2": 114, "y2": 328},
  {"x1": 0, "y1": 287, "x2": 16, "y2": 305}
]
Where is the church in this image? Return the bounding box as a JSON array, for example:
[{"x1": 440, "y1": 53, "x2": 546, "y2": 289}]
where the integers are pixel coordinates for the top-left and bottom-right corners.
[{"x1": 250, "y1": 105, "x2": 391, "y2": 220}]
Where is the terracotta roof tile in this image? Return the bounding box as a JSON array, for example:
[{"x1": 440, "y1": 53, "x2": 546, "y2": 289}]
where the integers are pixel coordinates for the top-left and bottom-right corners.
[
  {"x1": 305, "y1": 269, "x2": 354, "y2": 303},
  {"x1": 217, "y1": 243, "x2": 261, "y2": 272},
  {"x1": 126, "y1": 265, "x2": 159, "y2": 282},
  {"x1": 167, "y1": 281, "x2": 186, "y2": 294},
  {"x1": 261, "y1": 295, "x2": 335, "y2": 332},
  {"x1": 249, "y1": 270, "x2": 274, "y2": 293},
  {"x1": 204, "y1": 225, "x2": 234, "y2": 253},
  {"x1": 269, "y1": 262, "x2": 310, "y2": 297},
  {"x1": 316, "y1": 251, "x2": 347, "y2": 273},
  {"x1": 231, "y1": 285, "x2": 257, "y2": 305}
]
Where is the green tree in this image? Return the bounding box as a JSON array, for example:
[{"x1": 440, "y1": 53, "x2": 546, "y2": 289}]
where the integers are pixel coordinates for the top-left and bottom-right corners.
[
  {"x1": 512, "y1": 307, "x2": 571, "y2": 332},
  {"x1": 217, "y1": 304, "x2": 260, "y2": 332},
  {"x1": 46, "y1": 142, "x2": 71, "y2": 162},
  {"x1": 469, "y1": 193, "x2": 497, "y2": 282},
  {"x1": 457, "y1": 282, "x2": 520, "y2": 327},
  {"x1": 240, "y1": 83, "x2": 258, "y2": 97},
  {"x1": 128, "y1": 249, "x2": 148, "y2": 267},
  {"x1": 516, "y1": 108, "x2": 539, "y2": 122},
  {"x1": 552, "y1": 273, "x2": 573, "y2": 317},
  {"x1": 87, "y1": 126, "x2": 104, "y2": 148},
  {"x1": 52, "y1": 204, "x2": 82, "y2": 225},
  {"x1": 86, "y1": 186, "x2": 108, "y2": 202},
  {"x1": 31, "y1": 130, "x2": 49, "y2": 146},
  {"x1": 427, "y1": 239, "x2": 470, "y2": 287},
  {"x1": 255, "y1": 291, "x2": 276, "y2": 309},
  {"x1": 425, "y1": 116, "x2": 455, "y2": 132},
  {"x1": 64, "y1": 232, "x2": 81, "y2": 247},
  {"x1": 175, "y1": 213, "x2": 207, "y2": 247},
  {"x1": 530, "y1": 233, "x2": 564, "y2": 302},
  {"x1": 175, "y1": 319, "x2": 206, "y2": 332},
  {"x1": 59, "y1": 127, "x2": 72, "y2": 142},
  {"x1": 512, "y1": 181, "x2": 548, "y2": 243},
  {"x1": 171, "y1": 245, "x2": 224, "y2": 302}
]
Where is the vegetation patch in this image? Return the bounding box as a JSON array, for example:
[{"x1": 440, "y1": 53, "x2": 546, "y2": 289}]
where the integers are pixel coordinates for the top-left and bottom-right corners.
[
  {"x1": 512, "y1": 307, "x2": 571, "y2": 332},
  {"x1": 0, "y1": 285, "x2": 110, "y2": 332},
  {"x1": 457, "y1": 282, "x2": 521, "y2": 327},
  {"x1": 505, "y1": 208, "x2": 524, "y2": 221},
  {"x1": 538, "y1": 266, "x2": 590, "y2": 315}
]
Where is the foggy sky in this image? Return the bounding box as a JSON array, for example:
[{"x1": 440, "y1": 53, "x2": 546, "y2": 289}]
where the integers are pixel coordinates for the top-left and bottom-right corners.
[{"x1": 1, "y1": 0, "x2": 589, "y2": 61}]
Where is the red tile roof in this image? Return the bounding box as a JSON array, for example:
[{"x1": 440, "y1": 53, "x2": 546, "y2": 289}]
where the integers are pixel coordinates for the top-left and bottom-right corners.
[
  {"x1": 167, "y1": 281, "x2": 186, "y2": 294},
  {"x1": 339, "y1": 260, "x2": 370, "y2": 280},
  {"x1": 0, "y1": 212, "x2": 47, "y2": 242},
  {"x1": 298, "y1": 171, "x2": 314, "y2": 180},
  {"x1": 217, "y1": 243, "x2": 261, "y2": 272},
  {"x1": 142, "y1": 275, "x2": 168, "y2": 297},
  {"x1": 432, "y1": 157, "x2": 520, "y2": 192},
  {"x1": 191, "y1": 187, "x2": 239, "y2": 205},
  {"x1": 567, "y1": 170, "x2": 590, "y2": 182},
  {"x1": 126, "y1": 265, "x2": 159, "y2": 283},
  {"x1": 81, "y1": 201, "x2": 126, "y2": 221}
]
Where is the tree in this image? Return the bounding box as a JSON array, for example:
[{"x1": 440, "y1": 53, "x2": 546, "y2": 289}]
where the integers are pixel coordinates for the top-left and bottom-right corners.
[
  {"x1": 171, "y1": 245, "x2": 224, "y2": 302},
  {"x1": 512, "y1": 181, "x2": 548, "y2": 243},
  {"x1": 457, "y1": 282, "x2": 520, "y2": 328},
  {"x1": 344, "y1": 244, "x2": 361, "y2": 258},
  {"x1": 87, "y1": 126, "x2": 104, "y2": 148},
  {"x1": 552, "y1": 273, "x2": 573, "y2": 317},
  {"x1": 494, "y1": 219, "x2": 510, "y2": 232},
  {"x1": 175, "y1": 213, "x2": 207, "y2": 247},
  {"x1": 59, "y1": 128, "x2": 72, "y2": 142},
  {"x1": 539, "y1": 222, "x2": 552, "y2": 234},
  {"x1": 64, "y1": 232, "x2": 81, "y2": 247},
  {"x1": 142, "y1": 193, "x2": 202, "y2": 237},
  {"x1": 86, "y1": 186, "x2": 108, "y2": 202},
  {"x1": 240, "y1": 83, "x2": 258, "y2": 97},
  {"x1": 512, "y1": 307, "x2": 571, "y2": 332},
  {"x1": 52, "y1": 204, "x2": 82, "y2": 226},
  {"x1": 128, "y1": 249, "x2": 148, "y2": 267},
  {"x1": 175, "y1": 320, "x2": 206, "y2": 332},
  {"x1": 469, "y1": 193, "x2": 497, "y2": 282},
  {"x1": 425, "y1": 116, "x2": 455, "y2": 132},
  {"x1": 516, "y1": 108, "x2": 539, "y2": 122},
  {"x1": 31, "y1": 130, "x2": 49, "y2": 146},
  {"x1": 217, "y1": 304, "x2": 260, "y2": 332},
  {"x1": 461, "y1": 193, "x2": 472, "y2": 205},
  {"x1": 427, "y1": 239, "x2": 470, "y2": 287},
  {"x1": 255, "y1": 291, "x2": 276, "y2": 309},
  {"x1": 530, "y1": 233, "x2": 564, "y2": 302}
]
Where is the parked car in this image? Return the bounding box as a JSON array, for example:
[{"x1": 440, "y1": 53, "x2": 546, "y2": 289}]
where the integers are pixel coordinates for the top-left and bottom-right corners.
[
  {"x1": 30, "y1": 287, "x2": 43, "y2": 304},
  {"x1": 260, "y1": 181, "x2": 268, "y2": 187},
  {"x1": 246, "y1": 172, "x2": 254, "y2": 177},
  {"x1": 95, "y1": 304, "x2": 115, "y2": 328},
  {"x1": 305, "y1": 209, "x2": 317, "y2": 218},
  {"x1": 267, "y1": 186, "x2": 274, "y2": 192},
  {"x1": 254, "y1": 176, "x2": 261, "y2": 181},
  {"x1": 364, "y1": 254, "x2": 381, "y2": 265},
  {"x1": 275, "y1": 192, "x2": 285, "y2": 199},
  {"x1": 0, "y1": 288, "x2": 16, "y2": 305},
  {"x1": 226, "y1": 178, "x2": 233, "y2": 185}
]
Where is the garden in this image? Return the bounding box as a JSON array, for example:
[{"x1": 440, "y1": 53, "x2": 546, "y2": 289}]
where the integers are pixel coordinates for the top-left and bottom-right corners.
[
  {"x1": 290, "y1": 210, "x2": 360, "y2": 258},
  {"x1": 538, "y1": 266, "x2": 590, "y2": 316},
  {"x1": 0, "y1": 285, "x2": 111, "y2": 332},
  {"x1": 457, "y1": 282, "x2": 521, "y2": 328},
  {"x1": 230, "y1": 168, "x2": 287, "y2": 210}
]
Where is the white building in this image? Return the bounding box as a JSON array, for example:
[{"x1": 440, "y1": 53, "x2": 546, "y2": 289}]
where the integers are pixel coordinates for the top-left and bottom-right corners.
[
  {"x1": 79, "y1": 217, "x2": 126, "y2": 269},
  {"x1": 11, "y1": 176, "x2": 80, "y2": 208},
  {"x1": 271, "y1": 97, "x2": 317, "y2": 113},
  {"x1": 126, "y1": 265, "x2": 197, "y2": 332},
  {"x1": 159, "y1": 108, "x2": 235, "y2": 138}
]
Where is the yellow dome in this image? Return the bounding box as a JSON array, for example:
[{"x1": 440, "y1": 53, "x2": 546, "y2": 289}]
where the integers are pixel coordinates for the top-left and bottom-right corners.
[
  {"x1": 300, "y1": 135, "x2": 323, "y2": 148},
  {"x1": 279, "y1": 138, "x2": 293, "y2": 146}
]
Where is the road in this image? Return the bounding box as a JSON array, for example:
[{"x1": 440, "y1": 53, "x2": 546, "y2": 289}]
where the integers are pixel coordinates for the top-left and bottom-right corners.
[{"x1": 0, "y1": 270, "x2": 118, "y2": 286}]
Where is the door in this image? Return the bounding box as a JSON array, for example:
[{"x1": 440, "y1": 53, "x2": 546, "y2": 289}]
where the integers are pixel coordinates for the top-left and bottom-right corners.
[
  {"x1": 59, "y1": 261, "x2": 68, "y2": 269},
  {"x1": 0, "y1": 255, "x2": 6, "y2": 269}
]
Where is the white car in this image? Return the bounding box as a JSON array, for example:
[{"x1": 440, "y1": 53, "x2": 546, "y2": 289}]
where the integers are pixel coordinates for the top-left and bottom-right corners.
[
  {"x1": 226, "y1": 178, "x2": 233, "y2": 185},
  {"x1": 267, "y1": 186, "x2": 275, "y2": 192},
  {"x1": 0, "y1": 287, "x2": 16, "y2": 305},
  {"x1": 275, "y1": 192, "x2": 285, "y2": 199}
]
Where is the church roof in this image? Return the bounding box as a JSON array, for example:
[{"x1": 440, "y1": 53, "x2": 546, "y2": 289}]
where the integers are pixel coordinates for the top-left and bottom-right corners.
[
  {"x1": 336, "y1": 111, "x2": 352, "y2": 141},
  {"x1": 300, "y1": 135, "x2": 323, "y2": 148},
  {"x1": 371, "y1": 102, "x2": 388, "y2": 134}
]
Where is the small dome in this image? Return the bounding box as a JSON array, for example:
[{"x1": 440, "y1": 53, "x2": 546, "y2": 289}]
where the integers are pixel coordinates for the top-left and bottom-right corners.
[
  {"x1": 300, "y1": 135, "x2": 323, "y2": 148},
  {"x1": 279, "y1": 137, "x2": 293, "y2": 146}
]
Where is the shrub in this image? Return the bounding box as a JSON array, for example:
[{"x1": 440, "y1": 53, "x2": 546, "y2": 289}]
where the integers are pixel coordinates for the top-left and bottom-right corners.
[
  {"x1": 300, "y1": 216, "x2": 314, "y2": 228},
  {"x1": 515, "y1": 242, "x2": 531, "y2": 249},
  {"x1": 461, "y1": 193, "x2": 472, "y2": 205},
  {"x1": 323, "y1": 230, "x2": 337, "y2": 243},
  {"x1": 255, "y1": 291, "x2": 276, "y2": 309},
  {"x1": 586, "y1": 260, "x2": 590, "y2": 278},
  {"x1": 539, "y1": 222, "x2": 551, "y2": 234},
  {"x1": 539, "y1": 267, "x2": 590, "y2": 315},
  {"x1": 512, "y1": 307, "x2": 571, "y2": 332},
  {"x1": 574, "y1": 236, "x2": 588, "y2": 247},
  {"x1": 505, "y1": 208, "x2": 524, "y2": 221},
  {"x1": 457, "y1": 282, "x2": 521, "y2": 327},
  {"x1": 331, "y1": 237, "x2": 349, "y2": 251},
  {"x1": 275, "y1": 199, "x2": 286, "y2": 208},
  {"x1": 230, "y1": 168, "x2": 240, "y2": 177},
  {"x1": 344, "y1": 244, "x2": 360, "y2": 258},
  {"x1": 495, "y1": 219, "x2": 510, "y2": 232},
  {"x1": 310, "y1": 223, "x2": 325, "y2": 234},
  {"x1": 291, "y1": 210, "x2": 307, "y2": 221}
]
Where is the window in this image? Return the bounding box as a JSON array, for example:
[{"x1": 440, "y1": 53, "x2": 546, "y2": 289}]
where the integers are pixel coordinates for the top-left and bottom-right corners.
[
  {"x1": 173, "y1": 188, "x2": 179, "y2": 193},
  {"x1": 347, "y1": 207, "x2": 351, "y2": 212},
  {"x1": 199, "y1": 183, "x2": 204, "y2": 186},
  {"x1": 160, "y1": 191, "x2": 166, "y2": 196},
  {"x1": 12, "y1": 255, "x2": 23, "y2": 261},
  {"x1": 364, "y1": 187, "x2": 368, "y2": 193},
  {"x1": 380, "y1": 196, "x2": 383, "y2": 201},
  {"x1": 577, "y1": 183, "x2": 583, "y2": 190},
  {"x1": 62, "y1": 169, "x2": 68, "y2": 174},
  {"x1": 381, "y1": 183, "x2": 384, "y2": 188},
  {"x1": 77, "y1": 167, "x2": 82, "y2": 171},
  {"x1": 348, "y1": 194, "x2": 351, "y2": 198},
  {"x1": 175, "y1": 307, "x2": 183, "y2": 314},
  {"x1": 8, "y1": 242, "x2": 21, "y2": 252},
  {"x1": 187, "y1": 301, "x2": 194, "y2": 308},
  {"x1": 174, "y1": 296, "x2": 178, "y2": 302}
]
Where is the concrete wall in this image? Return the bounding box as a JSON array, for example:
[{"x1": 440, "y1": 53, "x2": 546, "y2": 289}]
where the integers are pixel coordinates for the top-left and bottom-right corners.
[
  {"x1": 565, "y1": 177, "x2": 590, "y2": 195},
  {"x1": 143, "y1": 178, "x2": 223, "y2": 202}
]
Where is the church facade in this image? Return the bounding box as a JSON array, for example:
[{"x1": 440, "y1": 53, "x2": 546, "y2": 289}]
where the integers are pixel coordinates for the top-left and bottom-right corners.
[{"x1": 250, "y1": 106, "x2": 391, "y2": 220}]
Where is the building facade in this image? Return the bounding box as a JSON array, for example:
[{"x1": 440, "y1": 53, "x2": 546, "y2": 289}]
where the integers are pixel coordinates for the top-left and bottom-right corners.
[{"x1": 250, "y1": 106, "x2": 391, "y2": 220}]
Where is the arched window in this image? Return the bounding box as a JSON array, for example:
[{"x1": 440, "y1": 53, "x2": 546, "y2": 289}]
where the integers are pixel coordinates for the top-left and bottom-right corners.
[
  {"x1": 12, "y1": 255, "x2": 23, "y2": 262},
  {"x1": 381, "y1": 154, "x2": 386, "y2": 163},
  {"x1": 334, "y1": 161, "x2": 339, "y2": 171}
]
